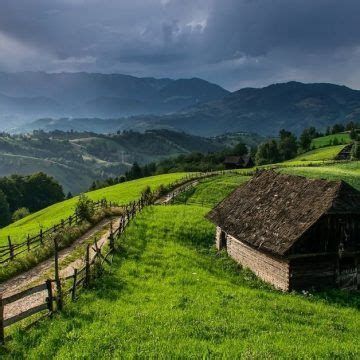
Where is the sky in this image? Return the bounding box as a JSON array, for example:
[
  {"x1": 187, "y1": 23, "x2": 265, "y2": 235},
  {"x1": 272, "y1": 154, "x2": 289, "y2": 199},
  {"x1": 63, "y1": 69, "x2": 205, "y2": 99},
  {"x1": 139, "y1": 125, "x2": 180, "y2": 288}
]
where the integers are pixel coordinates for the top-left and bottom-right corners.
[{"x1": 1, "y1": 0, "x2": 360, "y2": 91}]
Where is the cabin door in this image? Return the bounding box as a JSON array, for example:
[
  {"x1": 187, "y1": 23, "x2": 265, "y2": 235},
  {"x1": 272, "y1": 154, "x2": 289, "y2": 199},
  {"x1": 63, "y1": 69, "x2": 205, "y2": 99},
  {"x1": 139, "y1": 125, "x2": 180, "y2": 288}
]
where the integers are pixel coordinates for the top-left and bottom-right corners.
[{"x1": 337, "y1": 257, "x2": 358, "y2": 290}]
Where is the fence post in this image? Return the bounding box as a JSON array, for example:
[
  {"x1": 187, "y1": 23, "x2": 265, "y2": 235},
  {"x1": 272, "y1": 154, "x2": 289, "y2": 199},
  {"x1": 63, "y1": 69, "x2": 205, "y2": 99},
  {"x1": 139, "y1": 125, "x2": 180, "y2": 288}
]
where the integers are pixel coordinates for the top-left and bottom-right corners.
[
  {"x1": 84, "y1": 244, "x2": 90, "y2": 287},
  {"x1": 40, "y1": 228, "x2": 43, "y2": 245},
  {"x1": 27, "y1": 234, "x2": 31, "y2": 251},
  {"x1": 69, "y1": 215, "x2": 72, "y2": 227},
  {"x1": 8, "y1": 236, "x2": 14, "y2": 260},
  {"x1": 0, "y1": 292, "x2": 4, "y2": 345},
  {"x1": 45, "y1": 279, "x2": 54, "y2": 312},
  {"x1": 109, "y1": 222, "x2": 115, "y2": 251},
  {"x1": 72, "y1": 268, "x2": 78, "y2": 301},
  {"x1": 54, "y1": 239, "x2": 62, "y2": 311}
]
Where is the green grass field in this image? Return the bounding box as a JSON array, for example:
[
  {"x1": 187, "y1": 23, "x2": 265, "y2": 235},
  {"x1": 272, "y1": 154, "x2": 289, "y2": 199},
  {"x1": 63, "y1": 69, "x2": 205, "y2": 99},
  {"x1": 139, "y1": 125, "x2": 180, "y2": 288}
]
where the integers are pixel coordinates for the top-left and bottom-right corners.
[
  {"x1": 311, "y1": 133, "x2": 351, "y2": 148},
  {"x1": 5, "y1": 206, "x2": 359, "y2": 358},
  {"x1": 286, "y1": 145, "x2": 346, "y2": 163},
  {"x1": 174, "y1": 174, "x2": 250, "y2": 207},
  {"x1": 0, "y1": 173, "x2": 187, "y2": 245},
  {"x1": 281, "y1": 161, "x2": 360, "y2": 191}
]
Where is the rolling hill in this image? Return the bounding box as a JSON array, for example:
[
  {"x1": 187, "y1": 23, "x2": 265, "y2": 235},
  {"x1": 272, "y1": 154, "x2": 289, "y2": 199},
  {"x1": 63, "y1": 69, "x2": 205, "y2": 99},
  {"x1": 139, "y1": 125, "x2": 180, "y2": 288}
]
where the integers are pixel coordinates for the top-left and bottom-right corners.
[
  {"x1": 0, "y1": 130, "x2": 225, "y2": 193},
  {"x1": 18, "y1": 81, "x2": 360, "y2": 136},
  {"x1": 149, "y1": 81, "x2": 360, "y2": 136},
  {"x1": 0, "y1": 72, "x2": 229, "y2": 130}
]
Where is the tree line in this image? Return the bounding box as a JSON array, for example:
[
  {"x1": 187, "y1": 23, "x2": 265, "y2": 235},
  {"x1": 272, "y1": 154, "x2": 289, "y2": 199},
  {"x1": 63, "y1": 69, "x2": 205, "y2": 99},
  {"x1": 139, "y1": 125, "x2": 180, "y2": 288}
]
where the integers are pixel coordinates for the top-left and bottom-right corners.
[
  {"x1": 256, "y1": 121, "x2": 359, "y2": 165},
  {"x1": 0, "y1": 172, "x2": 65, "y2": 227}
]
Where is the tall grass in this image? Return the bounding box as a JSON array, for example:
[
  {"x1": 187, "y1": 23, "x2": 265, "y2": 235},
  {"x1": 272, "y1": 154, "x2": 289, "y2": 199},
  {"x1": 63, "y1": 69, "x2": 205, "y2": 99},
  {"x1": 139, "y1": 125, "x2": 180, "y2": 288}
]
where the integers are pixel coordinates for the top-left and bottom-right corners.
[{"x1": 4, "y1": 206, "x2": 359, "y2": 358}]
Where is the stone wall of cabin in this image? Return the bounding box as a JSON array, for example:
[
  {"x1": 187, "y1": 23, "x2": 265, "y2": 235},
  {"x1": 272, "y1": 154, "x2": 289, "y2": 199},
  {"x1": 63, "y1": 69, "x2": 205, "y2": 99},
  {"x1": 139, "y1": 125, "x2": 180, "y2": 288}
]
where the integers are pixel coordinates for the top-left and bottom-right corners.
[{"x1": 225, "y1": 233, "x2": 290, "y2": 291}]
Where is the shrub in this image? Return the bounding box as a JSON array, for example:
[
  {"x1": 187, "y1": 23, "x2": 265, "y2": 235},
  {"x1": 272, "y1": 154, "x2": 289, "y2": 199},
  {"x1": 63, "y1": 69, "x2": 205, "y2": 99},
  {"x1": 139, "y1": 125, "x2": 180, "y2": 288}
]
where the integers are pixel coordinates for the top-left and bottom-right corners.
[
  {"x1": 12, "y1": 207, "x2": 30, "y2": 222},
  {"x1": 141, "y1": 186, "x2": 153, "y2": 204},
  {"x1": 75, "y1": 194, "x2": 95, "y2": 222}
]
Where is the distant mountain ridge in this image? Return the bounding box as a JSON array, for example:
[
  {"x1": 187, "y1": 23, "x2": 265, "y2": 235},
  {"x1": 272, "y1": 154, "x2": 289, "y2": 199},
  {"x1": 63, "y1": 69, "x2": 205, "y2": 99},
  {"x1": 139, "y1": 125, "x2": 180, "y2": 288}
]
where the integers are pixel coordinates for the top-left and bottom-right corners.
[
  {"x1": 15, "y1": 81, "x2": 360, "y2": 136},
  {"x1": 0, "y1": 71, "x2": 229, "y2": 129},
  {"x1": 154, "y1": 81, "x2": 360, "y2": 136},
  {"x1": 0, "y1": 129, "x2": 226, "y2": 193}
]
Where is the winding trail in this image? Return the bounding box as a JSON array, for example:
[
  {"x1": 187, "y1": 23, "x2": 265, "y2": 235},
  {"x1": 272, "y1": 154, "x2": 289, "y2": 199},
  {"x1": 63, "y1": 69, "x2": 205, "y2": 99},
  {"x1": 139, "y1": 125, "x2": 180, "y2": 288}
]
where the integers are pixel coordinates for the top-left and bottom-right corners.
[
  {"x1": 0, "y1": 217, "x2": 115, "y2": 321},
  {"x1": 0, "y1": 177, "x2": 203, "y2": 323}
]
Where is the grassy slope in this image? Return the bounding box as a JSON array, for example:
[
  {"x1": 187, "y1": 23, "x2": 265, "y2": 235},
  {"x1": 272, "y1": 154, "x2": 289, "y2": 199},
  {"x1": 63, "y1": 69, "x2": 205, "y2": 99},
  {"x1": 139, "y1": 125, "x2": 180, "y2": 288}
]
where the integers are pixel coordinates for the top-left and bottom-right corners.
[
  {"x1": 280, "y1": 161, "x2": 360, "y2": 191},
  {"x1": 286, "y1": 145, "x2": 346, "y2": 163},
  {"x1": 174, "y1": 174, "x2": 250, "y2": 207},
  {"x1": 311, "y1": 133, "x2": 350, "y2": 148},
  {"x1": 5, "y1": 206, "x2": 359, "y2": 358},
  {"x1": 0, "y1": 173, "x2": 187, "y2": 245}
]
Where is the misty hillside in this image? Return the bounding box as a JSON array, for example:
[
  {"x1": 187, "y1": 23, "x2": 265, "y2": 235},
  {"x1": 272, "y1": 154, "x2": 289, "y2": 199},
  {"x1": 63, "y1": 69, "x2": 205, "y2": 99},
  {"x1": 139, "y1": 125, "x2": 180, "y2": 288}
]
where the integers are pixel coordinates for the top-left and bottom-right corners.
[
  {"x1": 0, "y1": 72, "x2": 229, "y2": 129},
  {"x1": 154, "y1": 81, "x2": 360, "y2": 136},
  {"x1": 17, "y1": 81, "x2": 360, "y2": 136},
  {"x1": 0, "y1": 129, "x2": 226, "y2": 193}
]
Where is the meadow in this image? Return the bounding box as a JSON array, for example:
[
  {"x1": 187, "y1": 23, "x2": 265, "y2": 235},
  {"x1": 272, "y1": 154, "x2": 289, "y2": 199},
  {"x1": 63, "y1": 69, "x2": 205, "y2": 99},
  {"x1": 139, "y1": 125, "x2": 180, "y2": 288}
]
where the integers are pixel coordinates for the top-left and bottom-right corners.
[
  {"x1": 281, "y1": 161, "x2": 360, "y2": 191},
  {"x1": 0, "y1": 173, "x2": 187, "y2": 245},
  {"x1": 174, "y1": 174, "x2": 250, "y2": 207},
  {"x1": 4, "y1": 206, "x2": 359, "y2": 359},
  {"x1": 285, "y1": 144, "x2": 346, "y2": 163},
  {"x1": 311, "y1": 133, "x2": 350, "y2": 148}
]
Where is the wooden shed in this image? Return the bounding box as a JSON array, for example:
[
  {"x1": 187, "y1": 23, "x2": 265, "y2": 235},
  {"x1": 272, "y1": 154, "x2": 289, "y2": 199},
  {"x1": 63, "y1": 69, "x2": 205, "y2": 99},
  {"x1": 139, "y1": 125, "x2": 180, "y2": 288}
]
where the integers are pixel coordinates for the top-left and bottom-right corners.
[
  {"x1": 223, "y1": 155, "x2": 254, "y2": 169},
  {"x1": 206, "y1": 171, "x2": 360, "y2": 291}
]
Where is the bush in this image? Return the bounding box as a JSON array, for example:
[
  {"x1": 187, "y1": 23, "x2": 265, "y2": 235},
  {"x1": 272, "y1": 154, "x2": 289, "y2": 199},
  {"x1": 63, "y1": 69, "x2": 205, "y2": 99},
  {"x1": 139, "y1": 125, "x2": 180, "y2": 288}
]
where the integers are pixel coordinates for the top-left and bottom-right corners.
[
  {"x1": 12, "y1": 207, "x2": 30, "y2": 222},
  {"x1": 75, "y1": 194, "x2": 95, "y2": 222},
  {"x1": 141, "y1": 186, "x2": 153, "y2": 204}
]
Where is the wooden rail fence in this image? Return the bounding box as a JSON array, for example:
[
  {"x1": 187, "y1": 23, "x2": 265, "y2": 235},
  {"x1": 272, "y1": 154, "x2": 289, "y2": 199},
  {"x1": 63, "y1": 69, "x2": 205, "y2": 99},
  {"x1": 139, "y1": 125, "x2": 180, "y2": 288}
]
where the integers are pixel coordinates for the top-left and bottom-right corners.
[
  {"x1": 0, "y1": 198, "x2": 118, "y2": 265},
  {"x1": 0, "y1": 172, "x2": 216, "y2": 344}
]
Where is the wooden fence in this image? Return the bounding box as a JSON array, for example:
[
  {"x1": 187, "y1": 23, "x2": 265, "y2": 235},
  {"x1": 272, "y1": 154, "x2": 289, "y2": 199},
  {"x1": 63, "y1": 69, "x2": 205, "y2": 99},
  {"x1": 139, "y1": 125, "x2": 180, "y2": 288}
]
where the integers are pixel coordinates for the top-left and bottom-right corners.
[
  {"x1": 0, "y1": 198, "x2": 117, "y2": 265},
  {"x1": 0, "y1": 171, "x2": 216, "y2": 344},
  {"x1": 0, "y1": 195, "x2": 145, "y2": 344}
]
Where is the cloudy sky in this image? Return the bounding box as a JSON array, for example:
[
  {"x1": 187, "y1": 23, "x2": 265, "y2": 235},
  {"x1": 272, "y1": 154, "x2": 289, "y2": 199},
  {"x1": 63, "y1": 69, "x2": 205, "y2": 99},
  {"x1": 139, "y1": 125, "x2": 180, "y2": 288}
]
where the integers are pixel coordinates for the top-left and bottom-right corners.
[{"x1": 1, "y1": 0, "x2": 360, "y2": 90}]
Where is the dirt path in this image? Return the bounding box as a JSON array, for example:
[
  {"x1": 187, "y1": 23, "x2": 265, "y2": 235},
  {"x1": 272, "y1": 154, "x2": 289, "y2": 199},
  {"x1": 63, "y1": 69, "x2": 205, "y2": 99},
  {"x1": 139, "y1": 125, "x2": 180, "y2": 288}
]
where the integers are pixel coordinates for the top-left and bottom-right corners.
[
  {"x1": 0, "y1": 177, "x2": 203, "y2": 322},
  {"x1": 0, "y1": 217, "x2": 116, "y2": 321}
]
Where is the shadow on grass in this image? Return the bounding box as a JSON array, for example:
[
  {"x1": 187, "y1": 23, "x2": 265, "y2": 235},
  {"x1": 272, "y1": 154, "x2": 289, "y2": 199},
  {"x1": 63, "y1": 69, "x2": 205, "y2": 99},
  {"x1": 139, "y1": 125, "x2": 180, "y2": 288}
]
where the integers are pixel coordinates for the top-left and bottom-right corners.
[{"x1": 310, "y1": 289, "x2": 360, "y2": 310}]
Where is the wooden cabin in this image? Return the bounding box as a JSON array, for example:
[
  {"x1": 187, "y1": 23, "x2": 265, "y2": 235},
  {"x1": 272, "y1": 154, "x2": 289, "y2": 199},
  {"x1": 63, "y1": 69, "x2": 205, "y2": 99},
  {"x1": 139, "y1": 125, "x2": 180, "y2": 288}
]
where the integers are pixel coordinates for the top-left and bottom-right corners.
[
  {"x1": 206, "y1": 171, "x2": 360, "y2": 291},
  {"x1": 223, "y1": 155, "x2": 254, "y2": 169}
]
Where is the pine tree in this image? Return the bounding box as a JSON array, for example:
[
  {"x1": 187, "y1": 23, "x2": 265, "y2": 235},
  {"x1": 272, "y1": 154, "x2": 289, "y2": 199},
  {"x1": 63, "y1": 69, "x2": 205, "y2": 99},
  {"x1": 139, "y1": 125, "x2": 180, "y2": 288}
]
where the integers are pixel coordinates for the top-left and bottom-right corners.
[{"x1": 0, "y1": 189, "x2": 11, "y2": 227}]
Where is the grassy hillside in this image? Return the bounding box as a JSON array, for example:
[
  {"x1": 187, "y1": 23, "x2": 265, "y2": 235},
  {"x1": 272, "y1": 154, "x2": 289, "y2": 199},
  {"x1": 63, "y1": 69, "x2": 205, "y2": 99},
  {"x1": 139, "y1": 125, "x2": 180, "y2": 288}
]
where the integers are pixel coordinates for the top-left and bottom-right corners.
[
  {"x1": 0, "y1": 130, "x2": 222, "y2": 193},
  {"x1": 311, "y1": 133, "x2": 351, "y2": 148},
  {"x1": 281, "y1": 161, "x2": 360, "y2": 191},
  {"x1": 0, "y1": 173, "x2": 187, "y2": 245},
  {"x1": 174, "y1": 174, "x2": 250, "y2": 207},
  {"x1": 286, "y1": 144, "x2": 346, "y2": 163},
  {"x1": 5, "y1": 206, "x2": 359, "y2": 358}
]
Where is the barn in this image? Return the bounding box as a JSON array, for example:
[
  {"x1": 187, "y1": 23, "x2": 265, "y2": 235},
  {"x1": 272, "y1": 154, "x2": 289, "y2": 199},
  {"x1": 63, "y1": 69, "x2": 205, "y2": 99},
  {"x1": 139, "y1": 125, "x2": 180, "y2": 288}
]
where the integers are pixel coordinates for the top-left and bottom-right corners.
[
  {"x1": 206, "y1": 171, "x2": 360, "y2": 291},
  {"x1": 223, "y1": 155, "x2": 254, "y2": 169}
]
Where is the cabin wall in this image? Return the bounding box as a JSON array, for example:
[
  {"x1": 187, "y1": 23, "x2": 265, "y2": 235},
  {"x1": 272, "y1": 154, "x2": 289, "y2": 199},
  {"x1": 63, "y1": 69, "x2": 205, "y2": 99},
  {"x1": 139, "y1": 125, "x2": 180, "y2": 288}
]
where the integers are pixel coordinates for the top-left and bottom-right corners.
[
  {"x1": 215, "y1": 226, "x2": 223, "y2": 250},
  {"x1": 289, "y1": 257, "x2": 336, "y2": 290},
  {"x1": 224, "y1": 233, "x2": 290, "y2": 291}
]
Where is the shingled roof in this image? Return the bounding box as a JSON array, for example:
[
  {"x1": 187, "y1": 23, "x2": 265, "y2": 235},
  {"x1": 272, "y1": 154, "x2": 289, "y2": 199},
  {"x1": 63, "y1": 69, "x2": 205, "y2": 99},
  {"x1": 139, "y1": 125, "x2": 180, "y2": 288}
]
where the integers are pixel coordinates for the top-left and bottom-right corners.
[{"x1": 206, "y1": 171, "x2": 360, "y2": 257}]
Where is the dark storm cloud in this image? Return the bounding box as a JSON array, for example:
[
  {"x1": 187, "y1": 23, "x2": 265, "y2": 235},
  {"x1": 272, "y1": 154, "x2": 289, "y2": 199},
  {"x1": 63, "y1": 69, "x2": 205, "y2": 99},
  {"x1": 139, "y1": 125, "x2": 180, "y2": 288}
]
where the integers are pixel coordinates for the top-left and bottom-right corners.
[{"x1": 1, "y1": 0, "x2": 360, "y2": 90}]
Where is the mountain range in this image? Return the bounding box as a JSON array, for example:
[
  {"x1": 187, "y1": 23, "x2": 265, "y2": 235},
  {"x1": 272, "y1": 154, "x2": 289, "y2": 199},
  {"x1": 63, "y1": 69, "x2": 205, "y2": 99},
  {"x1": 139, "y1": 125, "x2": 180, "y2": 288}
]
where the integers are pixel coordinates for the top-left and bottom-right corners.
[
  {"x1": 13, "y1": 81, "x2": 360, "y2": 136},
  {"x1": 0, "y1": 71, "x2": 229, "y2": 130},
  {"x1": 0, "y1": 129, "x2": 230, "y2": 193}
]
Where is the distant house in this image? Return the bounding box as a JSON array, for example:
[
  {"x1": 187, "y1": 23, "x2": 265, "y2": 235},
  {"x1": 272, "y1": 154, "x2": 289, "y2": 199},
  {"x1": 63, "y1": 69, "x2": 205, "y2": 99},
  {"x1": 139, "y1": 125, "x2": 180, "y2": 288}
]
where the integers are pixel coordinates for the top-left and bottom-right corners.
[
  {"x1": 223, "y1": 155, "x2": 254, "y2": 169},
  {"x1": 206, "y1": 171, "x2": 360, "y2": 291}
]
